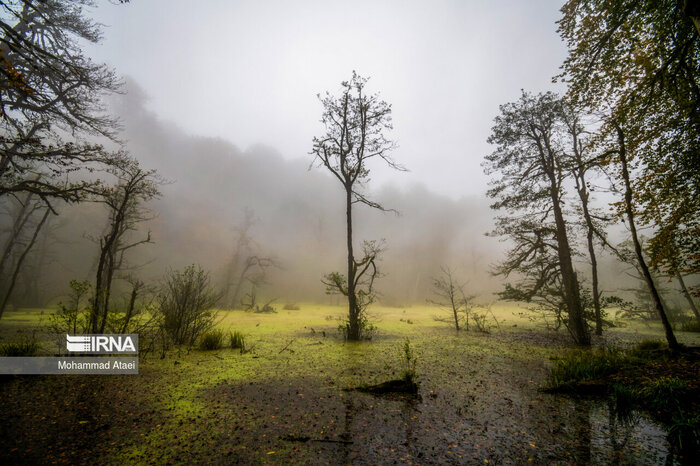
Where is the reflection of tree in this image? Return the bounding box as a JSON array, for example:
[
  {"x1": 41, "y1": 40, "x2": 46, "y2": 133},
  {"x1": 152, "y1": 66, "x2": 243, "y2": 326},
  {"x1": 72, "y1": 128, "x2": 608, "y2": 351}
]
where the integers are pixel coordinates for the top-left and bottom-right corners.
[{"x1": 572, "y1": 402, "x2": 591, "y2": 464}]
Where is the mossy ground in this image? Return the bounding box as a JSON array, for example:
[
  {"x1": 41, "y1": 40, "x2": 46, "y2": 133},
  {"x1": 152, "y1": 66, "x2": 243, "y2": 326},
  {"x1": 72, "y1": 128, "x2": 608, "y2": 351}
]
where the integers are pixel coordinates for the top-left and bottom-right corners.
[{"x1": 0, "y1": 304, "x2": 698, "y2": 464}]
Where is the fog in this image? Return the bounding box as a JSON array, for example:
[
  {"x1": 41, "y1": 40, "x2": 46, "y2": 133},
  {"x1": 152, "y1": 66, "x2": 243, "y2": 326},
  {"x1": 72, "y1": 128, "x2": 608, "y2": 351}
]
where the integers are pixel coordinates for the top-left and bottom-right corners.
[
  {"x1": 23, "y1": 79, "x2": 507, "y2": 305},
  {"x1": 84, "y1": 0, "x2": 568, "y2": 199},
  {"x1": 4, "y1": 0, "x2": 677, "y2": 309}
]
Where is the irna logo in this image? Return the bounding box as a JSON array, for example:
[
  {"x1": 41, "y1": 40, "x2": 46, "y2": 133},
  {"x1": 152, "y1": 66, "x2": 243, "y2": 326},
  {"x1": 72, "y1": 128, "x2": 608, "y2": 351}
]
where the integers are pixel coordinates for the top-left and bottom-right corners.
[{"x1": 66, "y1": 334, "x2": 138, "y2": 354}]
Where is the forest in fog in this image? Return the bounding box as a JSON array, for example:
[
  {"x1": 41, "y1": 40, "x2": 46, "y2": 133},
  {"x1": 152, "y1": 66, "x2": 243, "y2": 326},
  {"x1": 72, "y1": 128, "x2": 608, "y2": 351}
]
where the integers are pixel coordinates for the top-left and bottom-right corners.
[{"x1": 0, "y1": 1, "x2": 699, "y2": 464}]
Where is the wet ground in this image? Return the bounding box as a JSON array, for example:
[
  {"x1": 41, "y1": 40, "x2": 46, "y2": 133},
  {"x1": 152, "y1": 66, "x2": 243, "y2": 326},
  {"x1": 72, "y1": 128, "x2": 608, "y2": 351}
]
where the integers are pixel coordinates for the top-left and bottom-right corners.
[{"x1": 0, "y1": 306, "x2": 695, "y2": 464}]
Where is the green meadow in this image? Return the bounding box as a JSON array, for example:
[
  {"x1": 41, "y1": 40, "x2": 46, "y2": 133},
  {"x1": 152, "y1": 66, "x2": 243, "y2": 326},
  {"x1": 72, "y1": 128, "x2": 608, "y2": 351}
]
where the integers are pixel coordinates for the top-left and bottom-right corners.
[{"x1": 1, "y1": 304, "x2": 698, "y2": 464}]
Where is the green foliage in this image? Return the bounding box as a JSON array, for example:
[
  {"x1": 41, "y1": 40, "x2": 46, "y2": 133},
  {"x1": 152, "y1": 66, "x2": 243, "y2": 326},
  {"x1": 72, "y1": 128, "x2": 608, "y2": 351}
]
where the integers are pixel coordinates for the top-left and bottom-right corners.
[
  {"x1": 157, "y1": 265, "x2": 220, "y2": 346},
  {"x1": 558, "y1": 0, "x2": 700, "y2": 286},
  {"x1": 399, "y1": 338, "x2": 418, "y2": 385},
  {"x1": 0, "y1": 337, "x2": 39, "y2": 356},
  {"x1": 681, "y1": 319, "x2": 700, "y2": 332},
  {"x1": 640, "y1": 377, "x2": 690, "y2": 412},
  {"x1": 199, "y1": 329, "x2": 225, "y2": 351},
  {"x1": 548, "y1": 348, "x2": 629, "y2": 388},
  {"x1": 609, "y1": 383, "x2": 636, "y2": 424},
  {"x1": 229, "y1": 330, "x2": 246, "y2": 351},
  {"x1": 668, "y1": 411, "x2": 700, "y2": 453},
  {"x1": 635, "y1": 339, "x2": 667, "y2": 352}
]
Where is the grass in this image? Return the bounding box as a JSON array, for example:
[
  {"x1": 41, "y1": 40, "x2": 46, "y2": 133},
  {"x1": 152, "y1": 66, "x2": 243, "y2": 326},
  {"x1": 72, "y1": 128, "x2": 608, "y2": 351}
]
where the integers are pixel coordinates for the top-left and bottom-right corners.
[
  {"x1": 1, "y1": 303, "x2": 699, "y2": 464},
  {"x1": 681, "y1": 318, "x2": 700, "y2": 332},
  {"x1": 547, "y1": 348, "x2": 631, "y2": 389},
  {"x1": 229, "y1": 330, "x2": 245, "y2": 351},
  {"x1": 0, "y1": 337, "x2": 40, "y2": 356},
  {"x1": 199, "y1": 329, "x2": 225, "y2": 350}
]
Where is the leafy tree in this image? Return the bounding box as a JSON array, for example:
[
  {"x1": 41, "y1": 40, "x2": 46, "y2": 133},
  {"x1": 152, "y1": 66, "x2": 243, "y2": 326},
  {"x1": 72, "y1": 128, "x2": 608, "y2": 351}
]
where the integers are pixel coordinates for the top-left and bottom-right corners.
[
  {"x1": 558, "y1": 0, "x2": 700, "y2": 296},
  {"x1": 310, "y1": 72, "x2": 403, "y2": 341},
  {"x1": 484, "y1": 91, "x2": 590, "y2": 346}
]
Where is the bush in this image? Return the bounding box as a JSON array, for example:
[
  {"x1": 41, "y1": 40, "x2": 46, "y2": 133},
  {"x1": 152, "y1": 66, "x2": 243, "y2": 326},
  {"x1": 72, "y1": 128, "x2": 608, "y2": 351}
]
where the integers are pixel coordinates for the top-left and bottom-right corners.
[
  {"x1": 199, "y1": 329, "x2": 225, "y2": 350},
  {"x1": 0, "y1": 337, "x2": 39, "y2": 356},
  {"x1": 157, "y1": 265, "x2": 220, "y2": 346},
  {"x1": 229, "y1": 330, "x2": 246, "y2": 351},
  {"x1": 283, "y1": 303, "x2": 300, "y2": 311}
]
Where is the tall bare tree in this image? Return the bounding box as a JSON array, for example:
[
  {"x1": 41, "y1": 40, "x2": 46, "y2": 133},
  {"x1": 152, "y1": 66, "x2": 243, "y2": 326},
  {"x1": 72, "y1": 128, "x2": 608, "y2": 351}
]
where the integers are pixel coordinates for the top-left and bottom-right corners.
[
  {"x1": 310, "y1": 72, "x2": 404, "y2": 341},
  {"x1": 220, "y1": 209, "x2": 279, "y2": 309},
  {"x1": 560, "y1": 105, "x2": 618, "y2": 336}
]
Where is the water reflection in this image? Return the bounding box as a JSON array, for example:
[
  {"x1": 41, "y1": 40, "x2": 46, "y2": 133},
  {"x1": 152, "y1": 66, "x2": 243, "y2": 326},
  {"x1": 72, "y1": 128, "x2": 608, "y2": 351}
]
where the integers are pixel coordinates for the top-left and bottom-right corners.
[{"x1": 584, "y1": 401, "x2": 673, "y2": 465}]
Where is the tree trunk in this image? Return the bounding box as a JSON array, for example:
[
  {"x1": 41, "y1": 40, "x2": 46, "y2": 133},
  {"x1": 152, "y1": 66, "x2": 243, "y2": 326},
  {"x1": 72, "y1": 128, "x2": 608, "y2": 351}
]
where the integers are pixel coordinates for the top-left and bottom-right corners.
[
  {"x1": 0, "y1": 208, "x2": 50, "y2": 318},
  {"x1": 551, "y1": 192, "x2": 590, "y2": 346},
  {"x1": 677, "y1": 270, "x2": 699, "y2": 319},
  {"x1": 0, "y1": 192, "x2": 35, "y2": 276},
  {"x1": 451, "y1": 293, "x2": 460, "y2": 331},
  {"x1": 345, "y1": 185, "x2": 359, "y2": 341},
  {"x1": 575, "y1": 175, "x2": 603, "y2": 336},
  {"x1": 120, "y1": 283, "x2": 139, "y2": 334},
  {"x1": 616, "y1": 125, "x2": 679, "y2": 350}
]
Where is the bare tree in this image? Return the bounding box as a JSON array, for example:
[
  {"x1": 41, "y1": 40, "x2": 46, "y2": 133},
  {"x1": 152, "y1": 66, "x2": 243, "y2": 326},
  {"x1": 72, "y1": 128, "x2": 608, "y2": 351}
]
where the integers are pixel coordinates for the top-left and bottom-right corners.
[
  {"x1": 560, "y1": 105, "x2": 619, "y2": 336},
  {"x1": 429, "y1": 267, "x2": 475, "y2": 331},
  {"x1": 0, "y1": 202, "x2": 50, "y2": 316},
  {"x1": 90, "y1": 156, "x2": 161, "y2": 333},
  {"x1": 310, "y1": 72, "x2": 404, "y2": 341},
  {"x1": 220, "y1": 209, "x2": 280, "y2": 309},
  {"x1": 322, "y1": 240, "x2": 383, "y2": 339}
]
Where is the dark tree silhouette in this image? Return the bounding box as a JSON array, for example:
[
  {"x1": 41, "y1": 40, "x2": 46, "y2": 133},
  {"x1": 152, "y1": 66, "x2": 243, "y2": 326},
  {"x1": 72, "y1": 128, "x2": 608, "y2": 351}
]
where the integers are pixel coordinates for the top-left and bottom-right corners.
[
  {"x1": 0, "y1": 0, "x2": 124, "y2": 203},
  {"x1": 610, "y1": 122, "x2": 679, "y2": 350},
  {"x1": 484, "y1": 91, "x2": 590, "y2": 346}
]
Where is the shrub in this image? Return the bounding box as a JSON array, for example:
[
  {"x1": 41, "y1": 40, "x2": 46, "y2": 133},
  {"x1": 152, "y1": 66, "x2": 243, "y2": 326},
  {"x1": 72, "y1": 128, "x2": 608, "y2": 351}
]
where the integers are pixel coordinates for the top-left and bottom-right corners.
[
  {"x1": 157, "y1": 265, "x2": 220, "y2": 346},
  {"x1": 548, "y1": 348, "x2": 630, "y2": 388},
  {"x1": 0, "y1": 337, "x2": 39, "y2": 356},
  {"x1": 635, "y1": 339, "x2": 667, "y2": 351},
  {"x1": 229, "y1": 330, "x2": 246, "y2": 351},
  {"x1": 400, "y1": 338, "x2": 417, "y2": 385},
  {"x1": 283, "y1": 303, "x2": 300, "y2": 311},
  {"x1": 199, "y1": 329, "x2": 224, "y2": 350}
]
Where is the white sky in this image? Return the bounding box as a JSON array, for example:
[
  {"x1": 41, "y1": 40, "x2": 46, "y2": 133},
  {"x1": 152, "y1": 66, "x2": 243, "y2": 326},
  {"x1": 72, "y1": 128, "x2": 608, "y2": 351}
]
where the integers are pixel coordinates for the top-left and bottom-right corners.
[{"x1": 86, "y1": 0, "x2": 567, "y2": 199}]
